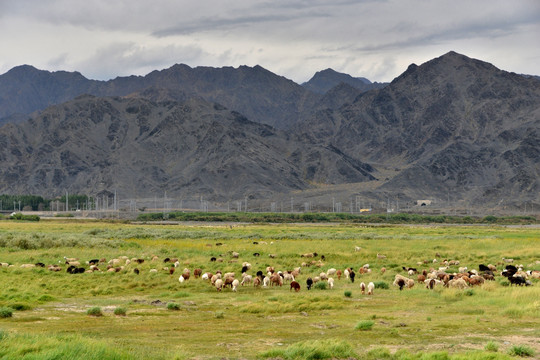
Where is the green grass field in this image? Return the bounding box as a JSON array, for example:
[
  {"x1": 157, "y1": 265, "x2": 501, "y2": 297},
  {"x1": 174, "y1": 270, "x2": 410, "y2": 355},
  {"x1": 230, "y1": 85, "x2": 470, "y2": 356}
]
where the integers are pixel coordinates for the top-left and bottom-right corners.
[{"x1": 0, "y1": 219, "x2": 538, "y2": 359}]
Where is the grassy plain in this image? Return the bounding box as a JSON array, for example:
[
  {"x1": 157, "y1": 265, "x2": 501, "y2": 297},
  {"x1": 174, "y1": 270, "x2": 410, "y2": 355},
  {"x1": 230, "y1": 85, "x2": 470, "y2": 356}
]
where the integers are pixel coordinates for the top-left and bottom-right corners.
[{"x1": 0, "y1": 219, "x2": 538, "y2": 359}]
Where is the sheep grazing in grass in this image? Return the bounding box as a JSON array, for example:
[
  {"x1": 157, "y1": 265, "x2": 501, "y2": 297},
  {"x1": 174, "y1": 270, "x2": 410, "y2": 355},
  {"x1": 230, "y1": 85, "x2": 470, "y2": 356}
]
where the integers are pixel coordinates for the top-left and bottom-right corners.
[
  {"x1": 417, "y1": 274, "x2": 426, "y2": 282},
  {"x1": 263, "y1": 276, "x2": 270, "y2": 287},
  {"x1": 210, "y1": 257, "x2": 217, "y2": 262},
  {"x1": 349, "y1": 270, "x2": 356, "y2": 283},
  {"x1": 306, "y1": 277, "x2": 313, "y2": 290},
  {"x1": 448, "y1": 278, "x2": 468, "y2": 289},
  {"x1": 396, "y1": 278, "x2": 406, "y2": 290},
  {"x1": 327, "y1": 268, "x2": 337, "y2": 276},
  {"x1": 253, "y1": 277, "x2": 261, "y2": 287},
  {"x1": 88, "y1": 259, "x2": 100, "y2": 265},
  {"x1": 336, "y1": 270, "x2": 342, "y2": 280},
  {"x1": 20, "y1": 264, "x2": 36, "y2": 268},
  {"x1": 344, "y1": 268, "x2": 350, "y2": 279},
  {"x1": 270, "y1": 273, "x2": 283, "y2": 287},
  {"x1": 355, "y1": 246, "x2": 362, "y2": 252},
  {"x1": 231, "y1": 252, "x2": 239, "y2": 259},
  {"x1": 377, "y1": 253, "x2": 387, "y2": 259},
  {"x1": 290, "y1": 281, "x2": 301, "y2": 292},
  {"x1": 360, "y1": 282, "x2": 366, "y2": 294},
  {"x1": 48, "y1": 264, "x2": 61, "y2": 272},
  {"x1": 283, "y1": 273, "x2": 295, "y2": 284},
  {"x1": 215, "y1": 279, "x2": 224, "y2": 291},
  {"x1": 182, "y1": 269, "x2": 191, "y2": 280},
  {"x1": 367, "y1": 282, "x2": 375, "y2": 295},
  {"x1": 169, "y1": 268, "x2": 175, "y2": 275},
  {"x1": 319, "y1": 272, "x2": 328, "y2": 281},
  {"x1": 178, "y1": 275, "x2": 185, "y2": 283},
  {"x1": 381, "y1": 267, "x2": 386, "y2": 274},
  {"x1": 241, "y1": 274, "x2": 252, "y2": 286},
  {"x1": 232, "y1": 279, "x2": 240, "y2": 292},
  {"x1": 133, "y1": 268, "x2": 140, "y2": 275},
  {"x1": 394, "y1": 274, "x2": 410, "y2": 290},
  {"x1": 193, "y1": 268, "x2": 202, "y2": 278},
  {"x1": 328, "y1": 278, "x2": 334, "y2": 289}
]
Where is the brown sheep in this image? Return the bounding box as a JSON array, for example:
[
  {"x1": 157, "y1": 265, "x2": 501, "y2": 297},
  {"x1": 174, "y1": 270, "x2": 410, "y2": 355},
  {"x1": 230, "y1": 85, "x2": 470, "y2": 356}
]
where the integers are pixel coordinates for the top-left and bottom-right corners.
[
  {"x1": 270, "y1": 273, "x2": 283, "y2": 287},
  {"x1": 336, "y1": 269, "x2": 342, "y2": 280},
  {"x1": 290, "y1": 281, "x2": 300, "y2": 292},
  {"x1": 193, "y1": 268, "x2": 202, "y2": 278}
]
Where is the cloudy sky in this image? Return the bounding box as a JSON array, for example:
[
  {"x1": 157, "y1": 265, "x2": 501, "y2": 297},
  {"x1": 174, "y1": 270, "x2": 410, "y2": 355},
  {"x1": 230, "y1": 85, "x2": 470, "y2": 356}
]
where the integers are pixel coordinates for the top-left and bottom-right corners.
[{"x1": 1, "y1": 0, "x2": 539, "y2": 83}]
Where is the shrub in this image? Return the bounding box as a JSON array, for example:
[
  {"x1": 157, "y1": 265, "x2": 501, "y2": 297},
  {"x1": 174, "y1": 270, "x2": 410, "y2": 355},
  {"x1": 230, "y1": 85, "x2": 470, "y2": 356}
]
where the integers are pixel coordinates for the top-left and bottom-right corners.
[
  {"x1": 113, "y1": 307, "x2": 127, "y2": 316},
  {"x1": 344, "y1": 290, "x2": 352, "y2": 298},
  {"x1": 8, "y1": 303, "x2": 32, "y2": 311},
  {"x1": 0, "y1": 307, "x2": 13, "y2": 318},
  {"x1": 314, "y1": 281, "x2": 327, "y2": 290},
  {"x1": 374, "y1": 281, "x2": 389, "y2": 289},
  {"x1": 259, "y1": 339, "x2": 357, "y2": 360},
  {"x1": 167, "y1": 302, "x2": 181, "y2": 311},
  {"x1": 355, "y1": 320, "x2": 374, "y2": 331},
  {"x1": 508, "y1": 345, "x2": 535, "y2": 357},
  {"x1": 86, "y1": 307, "x2": 103, "y2": 317},
  {"x1": 484, "y1": 341, "x2": 499, "y2": 352},
  {"x1": 214, "y1": 311, "x2": 224, "y2": 319},
  {"x1": 464, "y1": 289, "x2": 475, "y2": 296}
]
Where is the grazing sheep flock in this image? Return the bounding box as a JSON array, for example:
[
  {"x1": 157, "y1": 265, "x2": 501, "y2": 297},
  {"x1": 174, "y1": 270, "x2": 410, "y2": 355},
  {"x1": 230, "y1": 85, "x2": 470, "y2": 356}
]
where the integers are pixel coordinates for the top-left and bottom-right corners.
[{"x1": 2, "y1": 245, "x2": 538, "y2": 298}]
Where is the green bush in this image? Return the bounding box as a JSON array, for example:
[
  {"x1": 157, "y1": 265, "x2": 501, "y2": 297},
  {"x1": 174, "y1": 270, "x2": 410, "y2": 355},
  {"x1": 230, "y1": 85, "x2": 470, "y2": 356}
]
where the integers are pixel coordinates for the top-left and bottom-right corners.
[
  {"x1": 86, "y1": 307, "x2": 103, "y2": 317},
  {"x1": 355, "y1": 320, "x2": 374, "y2": 331},
  {"x1": 344, "y1": 290, "x2": 352, "y2": 298},
  {"x1": 8, "y1": 303, "x2": 32, "y2": 311},
  {"x1": 374, "y1": 281, "x2": 389, "y2": 289},
  {"x1": 114, "y1": 307, "x2": 127, "y2": 316},
  {"x1": 508, "y1": 345, "x2": 535, "y2": 357},
  {"x1": 484, "y1": 341, "x2": 499, "y2": 352},
  {"x1": 0, "y1": 307, "x2": 13, "y2": 318},
  {"x1": 167, "y1": 302, "x2": 181, "y2": 311},
  {"x1": 314, "y1": 281, "x2": 327, "y2": 290},
  {"x1": 10, "y1": 213, "x2": 40, "y2": 221}
]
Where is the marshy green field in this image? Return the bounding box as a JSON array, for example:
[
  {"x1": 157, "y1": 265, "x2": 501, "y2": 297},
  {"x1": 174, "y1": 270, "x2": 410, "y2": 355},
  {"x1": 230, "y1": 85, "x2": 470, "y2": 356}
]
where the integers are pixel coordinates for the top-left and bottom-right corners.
[{"x1": 0, "y1": 219, "x2": 539, "y2": 359}]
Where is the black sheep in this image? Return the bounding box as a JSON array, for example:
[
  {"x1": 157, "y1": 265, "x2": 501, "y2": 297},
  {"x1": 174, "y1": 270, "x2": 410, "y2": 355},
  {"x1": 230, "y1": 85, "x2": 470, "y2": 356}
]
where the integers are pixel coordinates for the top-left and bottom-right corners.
[
  {"x1": 88, "y1": 259, "x2": 100, "y2": 265},
  {"x1": 35, "y1": 262, "x2": 45, "y2": 267},
  {"x1": 397, "y1": 278, "x2": 406, "y2": 290},
  {"x1": 349, "y1": 270, "x2": 356, "y2": 283},
  {"x1": 509, "y1": 276, "x2": 526, "y2": 286},
  {"x1": 306, "y1": 277, "x2": 313, "y2": 290},
  {"x1": 210, "y1": 257, "x2": 217, "y2": 262},
  {"x1": 241, "y1": 265, "x2": 249, "y2": 274},
  {"x1": 253, "y1": 252, "x2": 260, "y2": 257},
  {"x1": 133, "y1": 268, "x2": 140, "y2": 275},
  {"x1": 479, "y1": 264, "x2": 490, "y2": 272},
  {"x1": 66, "y1": 265, "x2": 77, "y2": 274},
  {"x1": 256, "y1": 270, "x2": 264, "y2": 279}
]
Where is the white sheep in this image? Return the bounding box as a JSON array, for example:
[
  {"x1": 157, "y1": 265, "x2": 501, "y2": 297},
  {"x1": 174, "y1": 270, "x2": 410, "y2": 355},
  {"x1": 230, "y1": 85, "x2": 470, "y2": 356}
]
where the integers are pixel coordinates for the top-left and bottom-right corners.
[
  {"x1": 367, "y1": 282, "x2": 375, "y2": 295},
  {"x1": 360, "y1": 282, "x2": 366, "y2": 294},
  {"x1": 319, "y1": 272, "x2": 328, "y2": 281},
  {"x1": 327, "y1": 268, "x2": 337, "y2": 276},
  {"x1": 344, "y1": 269, "x2": 350, "y2": 279},
  {"x1": 202, "y1": 273, "x2": 209, "y2": 281},
  {"x1": 328, "y1": 277, "x2": 334, "y2": 289},
  {"x1": 20, "y1": 264, "x2": 36, "y2": 268},
  {"x1": 178, "y1": 275, "x2": 185, "y2": 283},
  {"x1": 355, "y1": 246, "x2": 362, "y2": 252},
  {"x1": 215, "y1": 279, "x2": 224, "y2": 291},
  {"x1": 241, "y1": 274, "x2": 253, "y2": 286},
  {"x1": 149, "y1": 269, "x2": 158, "y2": 273},
  {"x1": 232, "y1": 279, "x2": 240, "y2": 292},
  {"x1": 283, "y1": 273, "x2": 295, "y2": 283},
  {"x1": 458, "y1": 266, "x2": 468, "y2": 273},
  {"x1": 263, "y1": 276, "x2": 270, "y2": 287}
]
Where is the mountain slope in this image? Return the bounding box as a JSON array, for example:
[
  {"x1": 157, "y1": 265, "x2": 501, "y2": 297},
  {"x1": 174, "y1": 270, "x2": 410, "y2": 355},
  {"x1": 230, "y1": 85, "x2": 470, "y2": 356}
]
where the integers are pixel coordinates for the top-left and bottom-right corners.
[
  {"x1": 297, "y1": 51, "x2": 540, "y2": 206},
  {"x1": 0, "y1": 95, "x2": 375, "y2": 199}
]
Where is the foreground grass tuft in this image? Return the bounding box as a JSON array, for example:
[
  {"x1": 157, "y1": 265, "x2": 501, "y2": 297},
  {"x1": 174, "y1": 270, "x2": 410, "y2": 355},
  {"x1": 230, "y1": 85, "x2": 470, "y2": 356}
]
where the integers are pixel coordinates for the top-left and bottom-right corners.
[
  {"x1": 355, "y1": 320, "x2": 374, "y2": 331},
  {"x1": 507, "y1": 345, "x2": 535, "y2": 357},
  {"x1": 259, "y1": 339, "x2": 357, "y2": 360},
  {"x1": 0, "y1": 307, "x2": 13, "y2": 318},
  {"x1": 86, "y1": 307, "x2": 103, "y2": 317}
]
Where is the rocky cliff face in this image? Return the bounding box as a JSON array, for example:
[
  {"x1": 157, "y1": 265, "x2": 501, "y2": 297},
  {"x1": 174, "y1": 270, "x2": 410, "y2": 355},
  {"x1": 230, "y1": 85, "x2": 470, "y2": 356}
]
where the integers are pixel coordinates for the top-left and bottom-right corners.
[
  {"x1": 296, "y1": 52, "x2": 540, "y2": 207},
  {"x1": 0, "y1": 95, "x2": 375, "y2": 199}
]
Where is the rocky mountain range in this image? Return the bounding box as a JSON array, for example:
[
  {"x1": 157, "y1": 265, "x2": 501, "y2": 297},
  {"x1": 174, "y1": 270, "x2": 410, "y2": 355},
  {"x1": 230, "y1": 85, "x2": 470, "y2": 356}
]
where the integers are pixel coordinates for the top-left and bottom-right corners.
[{"x1": 0, "y1": 51, "x2": 538, "y2": 211}]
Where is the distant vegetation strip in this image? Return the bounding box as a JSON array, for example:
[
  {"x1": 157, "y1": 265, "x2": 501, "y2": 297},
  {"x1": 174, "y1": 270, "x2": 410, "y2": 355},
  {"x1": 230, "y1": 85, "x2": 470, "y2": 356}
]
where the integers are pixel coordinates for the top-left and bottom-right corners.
[{"x1": 136, "y1": 211, "x2": 538, "y2": 225}]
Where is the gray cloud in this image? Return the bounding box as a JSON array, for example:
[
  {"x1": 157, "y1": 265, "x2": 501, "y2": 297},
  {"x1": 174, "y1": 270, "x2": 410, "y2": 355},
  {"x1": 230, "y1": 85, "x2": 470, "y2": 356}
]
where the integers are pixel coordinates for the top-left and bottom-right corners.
[{"x1": 0, "y1": 0, "x2": 539, "y2": 82}]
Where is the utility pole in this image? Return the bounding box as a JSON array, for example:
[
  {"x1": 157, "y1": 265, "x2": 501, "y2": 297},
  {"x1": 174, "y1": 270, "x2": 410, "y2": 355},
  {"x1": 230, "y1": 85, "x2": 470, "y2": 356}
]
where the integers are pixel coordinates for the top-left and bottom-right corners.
[{"x1": 66, "y1": 191, "x2": 69, "y2": 212}]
